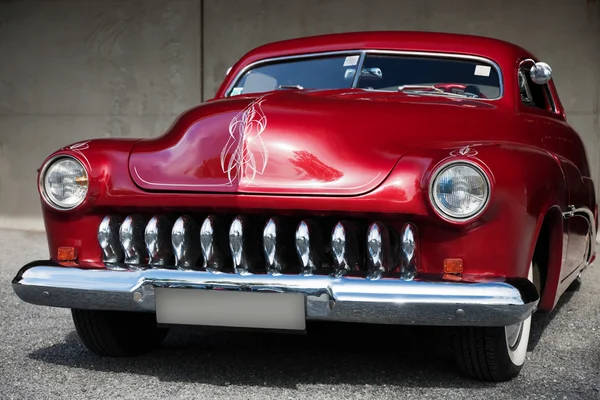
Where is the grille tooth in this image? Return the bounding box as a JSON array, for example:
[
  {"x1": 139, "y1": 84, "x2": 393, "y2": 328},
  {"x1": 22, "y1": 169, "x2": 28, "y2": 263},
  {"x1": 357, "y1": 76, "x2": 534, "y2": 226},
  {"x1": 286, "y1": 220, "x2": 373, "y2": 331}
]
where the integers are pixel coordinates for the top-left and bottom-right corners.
[
  {"x1": 172, "y1": 216, "x2": 202, "y2": 270},
  {"x1": 262, "y1": 217, "x2": 298, "y2": 275},
  {"x1": 295, "y1": 219, "x2": 324, "y2": 275},
  {"x1": 119, "y1": 215, "x2": 148, "y2": 265},
  {"x1": 366, "y1": 222, "x2": 392, "y2": 280},
  {"x1": 145, "y1": 215, "x2": 174, "y2": 266},
  {"x1": 331, "y1": 220, "x2": 359, "y2": 278},
  {"x1": 201, "y1": 214, "x2": 230, "y2": 273},
  {"x1": 98, "y1": 215, "x2": 124, "y2": 265},
  {"x1": 263, "y1": 218, "x2": 279, "y2": 274},
  {"x1": 229, "y1": 216, "x2": 245, "y2": 274},
  {"x1": 228, "y1": 215, "x2": 264, "y2": 275},
  {"x1": 400, "y1": 223, "x2": 417, "y2": 281}
]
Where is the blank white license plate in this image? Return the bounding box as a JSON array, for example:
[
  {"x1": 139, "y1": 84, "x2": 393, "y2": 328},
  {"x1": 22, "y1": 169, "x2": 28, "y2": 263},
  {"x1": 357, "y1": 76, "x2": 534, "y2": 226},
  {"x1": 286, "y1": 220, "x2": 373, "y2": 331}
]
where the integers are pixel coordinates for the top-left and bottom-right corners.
[{"x1": 154, "y1": 288, "x2": 306, "y2": 331}]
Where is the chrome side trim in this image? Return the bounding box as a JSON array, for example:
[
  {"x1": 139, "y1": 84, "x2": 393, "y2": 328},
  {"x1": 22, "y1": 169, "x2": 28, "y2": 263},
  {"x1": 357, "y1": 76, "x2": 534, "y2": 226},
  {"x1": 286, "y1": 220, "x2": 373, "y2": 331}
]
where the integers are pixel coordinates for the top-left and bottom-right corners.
[
  {"x1": 13, "y1": 264, "x2": 539, "y2": 327},
  {"x1": 225, "y1": 49, "x2": 504, "y2": 100},
  {"x1": 562, "y1": 205, "x2": 577, "y2": 219}
]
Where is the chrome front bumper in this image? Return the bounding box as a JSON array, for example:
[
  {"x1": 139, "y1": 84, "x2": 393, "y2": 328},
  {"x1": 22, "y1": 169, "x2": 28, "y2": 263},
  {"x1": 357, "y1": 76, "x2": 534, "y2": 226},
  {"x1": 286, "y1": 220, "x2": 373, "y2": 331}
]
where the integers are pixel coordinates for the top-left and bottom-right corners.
[{"x1": 12, "y1": 262, "x2": 539, "y2": 327}]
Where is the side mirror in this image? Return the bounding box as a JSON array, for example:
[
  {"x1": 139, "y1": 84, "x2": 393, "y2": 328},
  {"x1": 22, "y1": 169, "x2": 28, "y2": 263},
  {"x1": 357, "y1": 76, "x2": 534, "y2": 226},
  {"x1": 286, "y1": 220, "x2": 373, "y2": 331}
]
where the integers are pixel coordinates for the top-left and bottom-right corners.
[{"x1": 530, "y1": 62, "x2": 552, "y2": 85}]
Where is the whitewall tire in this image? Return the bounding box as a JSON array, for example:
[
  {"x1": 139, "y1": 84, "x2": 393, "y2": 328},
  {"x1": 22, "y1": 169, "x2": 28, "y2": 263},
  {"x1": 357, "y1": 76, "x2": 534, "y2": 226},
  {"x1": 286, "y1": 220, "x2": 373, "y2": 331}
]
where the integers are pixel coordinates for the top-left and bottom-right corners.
[{"x1": 453, "y1": 261, "x2": 539, "y2": 382}]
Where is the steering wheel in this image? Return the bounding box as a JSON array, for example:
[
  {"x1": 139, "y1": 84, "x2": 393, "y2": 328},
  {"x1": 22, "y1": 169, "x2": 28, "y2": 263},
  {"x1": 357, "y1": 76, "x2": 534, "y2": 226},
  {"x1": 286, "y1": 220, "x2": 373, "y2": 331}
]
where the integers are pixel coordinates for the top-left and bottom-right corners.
[{"x1": 433, "y1": 83, "x2": 487, "y2": 99}]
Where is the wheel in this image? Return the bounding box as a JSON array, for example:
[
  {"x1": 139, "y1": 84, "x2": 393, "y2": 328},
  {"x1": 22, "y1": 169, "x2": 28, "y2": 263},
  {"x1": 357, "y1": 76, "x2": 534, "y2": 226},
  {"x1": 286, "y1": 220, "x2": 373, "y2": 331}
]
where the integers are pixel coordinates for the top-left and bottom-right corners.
[
  {"x1": 71, "y1": 309, "x2": 168, "y2": 357},
  {"x1": 453, "y1": 261, "x2": 540, "y2": 382}
]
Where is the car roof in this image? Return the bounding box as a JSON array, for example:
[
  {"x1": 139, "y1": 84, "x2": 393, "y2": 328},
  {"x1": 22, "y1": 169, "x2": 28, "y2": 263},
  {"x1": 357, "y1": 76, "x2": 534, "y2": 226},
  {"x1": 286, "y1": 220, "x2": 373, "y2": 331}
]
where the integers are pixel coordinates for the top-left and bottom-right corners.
[
  {"x1": 215, "y1": 31, "x2": 541, "y2": 108},
  {"x1": 236, "y1": 31, "x2": 536, "y2": 67}
]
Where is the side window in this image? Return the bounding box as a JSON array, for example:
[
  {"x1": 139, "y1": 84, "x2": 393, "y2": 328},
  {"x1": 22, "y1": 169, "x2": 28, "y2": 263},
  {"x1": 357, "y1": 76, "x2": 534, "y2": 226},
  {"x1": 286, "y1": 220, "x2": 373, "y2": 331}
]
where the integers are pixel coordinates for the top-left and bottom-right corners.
[{"x1": 518, "y1": 67, "x2": 549, "y2": 110}]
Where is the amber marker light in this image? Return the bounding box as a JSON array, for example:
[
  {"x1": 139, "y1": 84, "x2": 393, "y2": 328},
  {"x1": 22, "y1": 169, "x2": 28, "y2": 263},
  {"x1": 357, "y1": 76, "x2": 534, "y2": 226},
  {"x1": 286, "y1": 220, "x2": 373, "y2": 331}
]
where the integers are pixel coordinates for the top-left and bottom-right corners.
[
  {"x1": 57, "y1": 246, "x2": 77, "y2": 261},
  {"x1": 443, "y1": 258, "x2": 463, "y2": 274}
]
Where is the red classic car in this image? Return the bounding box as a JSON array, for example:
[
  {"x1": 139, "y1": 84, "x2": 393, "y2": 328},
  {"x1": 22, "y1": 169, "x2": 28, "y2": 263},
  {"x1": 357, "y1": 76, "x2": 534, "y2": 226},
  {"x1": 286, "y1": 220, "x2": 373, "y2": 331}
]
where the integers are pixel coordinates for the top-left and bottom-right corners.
[{"x1": 12, "y1": 31, "x2": 597, "y2": 382}]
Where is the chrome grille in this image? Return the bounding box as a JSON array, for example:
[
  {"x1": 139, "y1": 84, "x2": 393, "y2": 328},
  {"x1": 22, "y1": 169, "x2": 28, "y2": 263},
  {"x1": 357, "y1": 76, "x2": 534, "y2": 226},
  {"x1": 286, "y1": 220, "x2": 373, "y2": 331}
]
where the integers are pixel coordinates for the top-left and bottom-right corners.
[{"x1": 98, "y1": 213, "x2": 418, "y2": 280}]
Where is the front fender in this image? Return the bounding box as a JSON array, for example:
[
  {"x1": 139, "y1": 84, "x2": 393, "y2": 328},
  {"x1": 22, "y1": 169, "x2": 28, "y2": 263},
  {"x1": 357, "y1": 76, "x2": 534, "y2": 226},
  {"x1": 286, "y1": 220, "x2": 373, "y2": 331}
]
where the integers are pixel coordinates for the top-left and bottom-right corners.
[{"x1": 392, "y1": 143, "x2": 567, "y2": 282}]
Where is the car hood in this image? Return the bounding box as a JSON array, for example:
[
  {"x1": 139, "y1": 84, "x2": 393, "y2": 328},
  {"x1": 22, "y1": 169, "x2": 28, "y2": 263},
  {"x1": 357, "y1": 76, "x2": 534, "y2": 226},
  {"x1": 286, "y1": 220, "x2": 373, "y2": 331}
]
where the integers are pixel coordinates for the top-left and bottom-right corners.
[{"x1": 128, "y1": 89, "x2": 506, "y2": 196}]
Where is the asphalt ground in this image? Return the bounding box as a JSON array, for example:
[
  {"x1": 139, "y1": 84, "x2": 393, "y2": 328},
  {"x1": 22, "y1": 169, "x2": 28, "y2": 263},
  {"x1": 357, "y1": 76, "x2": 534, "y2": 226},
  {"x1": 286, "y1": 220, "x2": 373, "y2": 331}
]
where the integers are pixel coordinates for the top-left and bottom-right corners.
[{"x1": 1, "y1": 229, "x2": 599, "y2": 399}]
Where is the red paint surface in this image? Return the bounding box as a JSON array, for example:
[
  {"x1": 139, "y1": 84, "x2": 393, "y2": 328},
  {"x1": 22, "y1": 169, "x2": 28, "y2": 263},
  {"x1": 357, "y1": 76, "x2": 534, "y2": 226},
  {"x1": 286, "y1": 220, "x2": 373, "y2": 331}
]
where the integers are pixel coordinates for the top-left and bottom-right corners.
[{"x1": 37, "y1": 32, "x2": 596, "y2": 313}]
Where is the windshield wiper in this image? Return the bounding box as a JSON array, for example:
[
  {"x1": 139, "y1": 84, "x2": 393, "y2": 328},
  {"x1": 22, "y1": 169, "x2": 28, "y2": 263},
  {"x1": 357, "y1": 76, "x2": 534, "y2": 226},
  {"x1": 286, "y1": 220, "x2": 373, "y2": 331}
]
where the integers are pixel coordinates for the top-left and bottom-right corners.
[
  {"x1": 397, "y1": 85, "x2": 472, "y2": 98},
  {"x1": 278, "y1": 84, "x2": 304, "y2": 90},
  {"x1": 397, "y1": 84, "x2": 445, "y2": 93}
]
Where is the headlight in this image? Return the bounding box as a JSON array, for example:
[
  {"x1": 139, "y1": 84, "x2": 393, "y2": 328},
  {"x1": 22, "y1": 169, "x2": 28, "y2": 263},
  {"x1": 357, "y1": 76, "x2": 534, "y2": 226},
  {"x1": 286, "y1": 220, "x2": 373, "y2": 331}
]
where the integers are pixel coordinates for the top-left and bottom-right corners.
[
  {"x1": 429, "y1": 161, "x2": 490, "y2": 221},
  {"x1": 40, "y1": 156, "x2": 89, "y2": 210}
]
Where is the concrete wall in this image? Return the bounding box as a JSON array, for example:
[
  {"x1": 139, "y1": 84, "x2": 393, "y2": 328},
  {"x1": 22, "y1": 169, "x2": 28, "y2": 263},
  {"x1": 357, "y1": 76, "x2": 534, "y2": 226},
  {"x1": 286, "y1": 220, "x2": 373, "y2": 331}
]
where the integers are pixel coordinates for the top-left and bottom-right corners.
[
  {"x1": 0, "y1": 0, "x2": 201, "y2": 229},
  {"x1": 0, "y1": 0, "x2": 599, "y2": 230}
]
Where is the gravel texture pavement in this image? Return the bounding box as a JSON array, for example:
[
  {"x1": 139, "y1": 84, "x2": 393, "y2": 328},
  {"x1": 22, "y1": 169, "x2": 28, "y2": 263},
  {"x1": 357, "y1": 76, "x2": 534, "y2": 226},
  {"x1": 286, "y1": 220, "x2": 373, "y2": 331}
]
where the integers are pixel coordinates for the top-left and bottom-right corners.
[{"x1": 1, "y1": 229, "x2": 599, "y2": 399}]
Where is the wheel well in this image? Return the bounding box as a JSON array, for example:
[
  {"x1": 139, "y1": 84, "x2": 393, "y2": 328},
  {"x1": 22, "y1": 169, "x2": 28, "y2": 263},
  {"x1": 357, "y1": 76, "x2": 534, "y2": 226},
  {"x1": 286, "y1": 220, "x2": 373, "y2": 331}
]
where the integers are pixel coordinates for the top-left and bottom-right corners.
[
  {"x1": 532, "y1": 218, "x2": 550, "y2": 295},
  {"x1": 532, "y1": 207, "x2": 563, "y2": 311}
]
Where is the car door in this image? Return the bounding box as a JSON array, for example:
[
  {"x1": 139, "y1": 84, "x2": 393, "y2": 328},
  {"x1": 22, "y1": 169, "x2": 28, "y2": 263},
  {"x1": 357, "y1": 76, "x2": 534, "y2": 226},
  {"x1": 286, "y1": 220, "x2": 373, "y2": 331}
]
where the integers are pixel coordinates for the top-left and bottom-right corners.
[{"x1": 517, "y1": 60, "x2": 590, "y2": 281}]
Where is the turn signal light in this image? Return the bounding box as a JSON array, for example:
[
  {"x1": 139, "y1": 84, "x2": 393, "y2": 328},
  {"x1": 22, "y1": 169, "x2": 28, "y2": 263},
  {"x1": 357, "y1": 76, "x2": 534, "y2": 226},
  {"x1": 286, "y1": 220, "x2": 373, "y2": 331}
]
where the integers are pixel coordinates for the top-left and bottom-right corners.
[
  {"x1": 443, "y1": 258, "x2": 463, "y2": 274},
  {"x1": 57, "y1": 246, "x2": 76, "y2": 261}
]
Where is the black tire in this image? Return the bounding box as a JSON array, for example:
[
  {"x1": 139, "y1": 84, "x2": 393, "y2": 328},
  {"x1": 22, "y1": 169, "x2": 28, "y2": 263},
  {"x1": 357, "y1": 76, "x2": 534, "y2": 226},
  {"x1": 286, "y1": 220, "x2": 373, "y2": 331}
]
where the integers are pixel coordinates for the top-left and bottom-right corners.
[
  {"x1": 71, "y1": 309, "x2": 168, "y2": 357},
  {"x1": 453, "y1": 262, "x2": 540, "y2": 382},
  {"x1": 453, "y1": 326, "x2": 524, "y2": 382}
]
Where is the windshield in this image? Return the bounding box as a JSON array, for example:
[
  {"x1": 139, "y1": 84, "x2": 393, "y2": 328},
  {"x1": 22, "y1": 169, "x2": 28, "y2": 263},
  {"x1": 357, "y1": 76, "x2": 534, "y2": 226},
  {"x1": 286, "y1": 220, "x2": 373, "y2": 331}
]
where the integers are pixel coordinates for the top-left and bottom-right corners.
[{"x1": 228, "y1": 53, "x2": 501, "y2": 99}]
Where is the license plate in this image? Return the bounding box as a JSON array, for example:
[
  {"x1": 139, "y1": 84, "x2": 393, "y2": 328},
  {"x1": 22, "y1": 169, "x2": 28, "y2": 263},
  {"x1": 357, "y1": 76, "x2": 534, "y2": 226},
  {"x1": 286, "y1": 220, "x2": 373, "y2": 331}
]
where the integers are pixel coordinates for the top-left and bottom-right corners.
[{"x1": 154, "y1": 288, "x2": 306, "y2": 331}]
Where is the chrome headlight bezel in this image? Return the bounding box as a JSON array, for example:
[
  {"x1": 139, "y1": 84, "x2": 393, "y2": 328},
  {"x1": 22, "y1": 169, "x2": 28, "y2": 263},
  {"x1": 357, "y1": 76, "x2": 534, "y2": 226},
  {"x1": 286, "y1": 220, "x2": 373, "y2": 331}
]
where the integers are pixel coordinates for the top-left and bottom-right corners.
[
  {"x1": 39, "y1": 155, "x2": 89, "y2": 211},
  {"x1": 428, "y1": 160, "x2": 492, "y2": 223}
]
